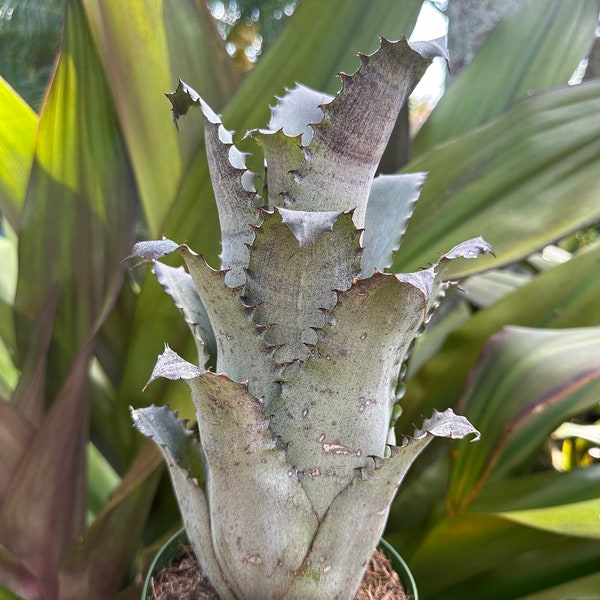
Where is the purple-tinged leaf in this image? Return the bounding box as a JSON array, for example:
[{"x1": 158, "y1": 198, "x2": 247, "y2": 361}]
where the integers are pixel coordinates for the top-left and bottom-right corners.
[
  {"x1": 448, "y1": 326, "x2": 600, "y2": 512},
  {"x1": 58, "y1": 443, "x2": 163, "y2": 600},
  {"x1": 0, "y1": 545, "x2": 43, "y2": 600},
  {"x1": 14, "y1": 0, "x2": 137, "y2": 391},
  {"x1": 0, "y1": 342, "x2": 92, "y2": 600},
  {"x1": 10, "y1": 287, "x2": 58, "y2": 426},
  {"x1": 0, "y1": 402, "x2": 35, "y2": 505}
]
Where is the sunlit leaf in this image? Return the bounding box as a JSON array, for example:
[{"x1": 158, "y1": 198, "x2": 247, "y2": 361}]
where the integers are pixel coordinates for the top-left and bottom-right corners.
[
  {"x1": 14, "y1": 0, "x2": 138, "y2": 392},
  {"x1": 0, "y1": 78, "x2": 37, "y2": 231},
  {"x1": 80, "y1": 0, "x2": 240, "y2": 237}
]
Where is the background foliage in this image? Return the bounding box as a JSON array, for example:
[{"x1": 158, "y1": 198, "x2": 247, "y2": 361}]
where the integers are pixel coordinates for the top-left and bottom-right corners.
[{"x1": 0, "y1": 1, "x2": 599, "y2": 598}]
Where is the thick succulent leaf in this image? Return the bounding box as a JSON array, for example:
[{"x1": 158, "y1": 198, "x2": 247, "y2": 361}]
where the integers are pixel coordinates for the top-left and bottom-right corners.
[
  {"x1": 360, "y1": 172, "x2": 427, "y2": 277},
  {"x1": 176, "y1": 246, "x2": 280, "y2": 406},
  {"x1": 252, "y1": 129, "x2": 304, "y2": 207},
  {"x1": 131, "y1": 402, "x2": 235, "y2": 600},
  {"x1": 0, "y1": 342, "x2": 92, "y2": 600},
  {"x1": 182, "y1": 367, "x2": 318, "y2": 600},
  {"x1": 222, "y1": 0, "x2": 425, "y2": 125},
  {"x1": 267, "y1": 83, "x2": 333, "y2": 145},
  {"x1": 120, "y1": 0, "x2": 425, "y2": 432},
  {"x1": 198, "y1": 89, "x2": 261, "y2": 288},
  {"x1": 152, "y1": 262, "x2": 215, "y2": 364},
  {"x1": 14, "y1": 0, "x2": 137, "y2": 389},
  {"x1": 447, "y1": 326, "x2": 600, "y2": 512},
  {"x1": 401, "y1": 243, "x2": 600, "y2": 430},
  {"x1": 286, "y1": 409, "x2": 478, "y2": 599},
  {"x1": 415, "y1": 0, "x2": 600, "y2": 153},
  {"x1": 58, "y1": 443, "x2": 163, "y2": 600},
  {"x1": 0, "y1": 78, "x2": 36, "y2": 232},
  {"x1": 270, "y1": 271, "x2": 429, "y2": 518},
  {"x1": 285, "y1": 38, "x2": 444, "y2": 229},
  {"x1": 245, "y1": 209, "x2": 360, "y2": 365},
  {"x1": 80, "y1": 0, "x2": 240, "y2": 237},
  {"x1": 396, "y1": 81, "x2": 600, "y2": 277}
]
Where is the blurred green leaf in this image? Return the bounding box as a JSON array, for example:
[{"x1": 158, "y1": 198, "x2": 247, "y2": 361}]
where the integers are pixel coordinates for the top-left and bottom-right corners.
[
  {"x1": 499, "y1": 497, "x2": 600, "y2": 539},
  {"x1": 401, "y1": 243, "x2": 600, "y2": 430},
  {"x1": 414, "y1": 0, "x2": 600, "y2": 153},
  {"x1": 395, "y1": 82, "x2": 600, "y2": 276},
  {"x1": 80, "y1": 0, "x2": 240, "y2": 238},
  {"x1": 14, "y1": 0, "x2": 138, "y2": 392},
  {"x1": 86, "y1": 442, "x2": 121, "y2": 519},
  {"x1": 411, "y1": 512, "x2": 600, "y2": 599},
  {"x1": 520, "y1": 570, "x2": 600, "y2": 599},
  {"x1": 447, "y1": 326, "x2": 600, "y2": 512},
  {"x1": 471, "y1": 465, "x2": 600, "y2": 513},
  {"x1": 0, "y1": 79, "x2": 36, "y2": 231}
]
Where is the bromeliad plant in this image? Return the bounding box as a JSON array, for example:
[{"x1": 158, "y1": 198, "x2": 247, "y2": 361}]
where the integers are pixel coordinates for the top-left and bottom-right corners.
[{"x1": 130, "y1": 38, "x2": 489, "y2": 599}]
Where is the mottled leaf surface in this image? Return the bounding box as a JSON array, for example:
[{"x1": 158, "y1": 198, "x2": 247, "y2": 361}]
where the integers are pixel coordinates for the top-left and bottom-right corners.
[
  {"x1": 131, "y1": 403, "x2": 234, "y2": 600},
  {"x1": 152, "y1": 262, "x2": 215, "y2": 363},
  {"x1": 176, "y1": 246, "x2": 279, "y2": 405},
  {"x1": 286, "y1": 409, "x2": 477, "y2": 599},
  {"x1": 400, "y1": 244, "x2": 600, "y2": 430},
  {"x1": 186, "y1": 372, "x2": 318, "y2": 600},
  {"x1": 270, "y1": 272, "x2": 428, "y2": 518},
  {"x1": 245, "y1": 210, "x2": 360, "y2": 365},
  {"x1": 285, "y1": 38, "x2": 441, "y2": 228}
]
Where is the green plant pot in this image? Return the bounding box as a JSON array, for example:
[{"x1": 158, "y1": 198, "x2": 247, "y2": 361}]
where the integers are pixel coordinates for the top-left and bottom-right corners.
[{"x1": 142, "y1": 528, "x2": 419, "y2": 599}]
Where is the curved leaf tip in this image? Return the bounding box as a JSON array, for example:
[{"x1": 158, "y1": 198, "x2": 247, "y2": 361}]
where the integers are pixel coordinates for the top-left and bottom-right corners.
[
  {"x1": 414, "y1": 408, "x2": 481, "y2": 442},
  {"x1": 145, "y1": 345, "x2": 205, "y2": 389},
  {"x1": 128, "y1": 238, "x2": 179, "y2": 261},
  {"x1": 165, "y1": 79, "x2": 201, "y2": 128},
  {"x1": 444, "y1": 237, "x2": 494, "y2": 261}
]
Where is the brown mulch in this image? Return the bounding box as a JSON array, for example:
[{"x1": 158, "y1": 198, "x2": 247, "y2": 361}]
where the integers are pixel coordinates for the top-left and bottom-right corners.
[{"x1": 149, "y1": 544, "x2": 409, "y2": 600}]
